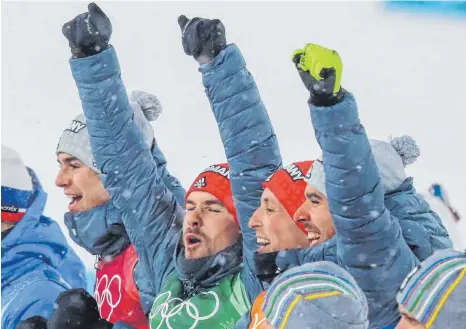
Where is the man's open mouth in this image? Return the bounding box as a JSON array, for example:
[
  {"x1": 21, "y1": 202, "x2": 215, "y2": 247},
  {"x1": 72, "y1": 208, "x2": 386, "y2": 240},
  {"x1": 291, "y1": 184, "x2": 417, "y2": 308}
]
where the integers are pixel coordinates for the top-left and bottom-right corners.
[
  {"x1": 307, "y1": 231, "x2": 321, "y2": 247},
  {"x1": 185, "y1": 233, "x2": 202, "y2": 248},
  {"x1": 257, "y1": 237, "x2": 271, "y2": 248},
  {"x1": 67, "y1": 194, "x2": 83, "y2": 210}
]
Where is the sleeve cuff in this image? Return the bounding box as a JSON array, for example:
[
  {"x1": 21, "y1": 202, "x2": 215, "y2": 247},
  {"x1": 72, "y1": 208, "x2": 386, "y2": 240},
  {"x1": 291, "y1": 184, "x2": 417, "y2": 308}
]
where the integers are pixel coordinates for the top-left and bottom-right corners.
[{"x1": 70, "y1": 46, "x2": 120, "y2": 84}]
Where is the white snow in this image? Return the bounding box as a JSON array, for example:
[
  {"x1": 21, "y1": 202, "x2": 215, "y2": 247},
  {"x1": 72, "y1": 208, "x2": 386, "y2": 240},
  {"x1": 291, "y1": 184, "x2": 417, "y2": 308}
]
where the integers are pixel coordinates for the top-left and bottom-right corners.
[{"x1": 2, "y1": 2, "x2": 465, "y2": 271}]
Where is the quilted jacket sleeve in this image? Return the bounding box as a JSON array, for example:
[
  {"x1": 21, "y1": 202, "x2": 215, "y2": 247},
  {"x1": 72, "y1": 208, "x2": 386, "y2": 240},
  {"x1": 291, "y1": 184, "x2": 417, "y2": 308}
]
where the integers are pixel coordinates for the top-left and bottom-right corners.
[
  {"x1": 69, "y1": 47, "x2": 184, "y2": 295},
  {"x1": 200, "y1": 44, "x2": 282, "y2": 302},
  {"x1": 308, "y1": 93, "x2": 417, "y2": 328}
]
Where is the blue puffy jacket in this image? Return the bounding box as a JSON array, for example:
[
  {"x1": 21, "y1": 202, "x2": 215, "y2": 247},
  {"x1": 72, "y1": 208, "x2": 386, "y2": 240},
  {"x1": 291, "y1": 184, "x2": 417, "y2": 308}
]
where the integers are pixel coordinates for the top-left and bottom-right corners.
[
  {"x1": 308, "y1": 93, "x2": 417, "y2": 328},
  {"x1": 1, "y1": 169, "x2": 87, "y2": 329},
  {"x1": 385, "y1": 177, "x2": 452, "y2": 261},
  {"x1": 69, "y1": 47, "x2": 185, "y2": 303},
  {"x1": 200, "y1": 44, "x2": 283, "y2": 302}
]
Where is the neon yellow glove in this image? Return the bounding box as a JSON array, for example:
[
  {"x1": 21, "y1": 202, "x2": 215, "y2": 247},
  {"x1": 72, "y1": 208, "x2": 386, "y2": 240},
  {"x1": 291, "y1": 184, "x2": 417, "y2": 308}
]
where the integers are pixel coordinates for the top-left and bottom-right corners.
[{"x1": 292, "y1": 43, "x2": 344, "y2": 106}]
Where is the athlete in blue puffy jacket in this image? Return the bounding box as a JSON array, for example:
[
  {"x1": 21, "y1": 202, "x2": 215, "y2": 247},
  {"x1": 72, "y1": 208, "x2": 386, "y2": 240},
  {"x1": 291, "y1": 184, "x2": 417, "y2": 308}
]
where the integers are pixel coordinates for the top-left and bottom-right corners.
[
  {"x1": 60, "y1": 5, "x2": 271, "y2": 329},
  {"x1": 1, "y1": 145, "x2": 87, "y2": 329},
  {"x1": 290, "y1": 43, "x2": 418, "y2": 329}
]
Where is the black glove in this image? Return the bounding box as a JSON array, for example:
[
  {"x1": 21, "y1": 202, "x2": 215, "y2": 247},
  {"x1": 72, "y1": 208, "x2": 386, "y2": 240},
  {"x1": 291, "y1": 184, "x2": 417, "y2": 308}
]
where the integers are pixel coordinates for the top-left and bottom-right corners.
[
  {"x1": 291, "y1": 44, "x2": 345, "y2": 107},
  {"x1": 178, "y1": 15, "x2": 226, "y2": 64},
  {"x1": 62, "y1": 3, "x2": 112, "y2": 58},
  {"x1": 16, "y1": 316, "x2": 47, "y2": 329},
  {"x1": 47, "y1": 289, "x2": 101, "y2": 329}
]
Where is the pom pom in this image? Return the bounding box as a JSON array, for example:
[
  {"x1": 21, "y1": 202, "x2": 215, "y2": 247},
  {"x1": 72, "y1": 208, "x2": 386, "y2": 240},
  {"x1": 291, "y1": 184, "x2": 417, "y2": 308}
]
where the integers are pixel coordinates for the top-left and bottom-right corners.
[
  {"x1": 130, "y1": 90, "x2": 163, "y2": 122},
  {"x1": 390, "y1": 135, "x2": 420, "y2": 166}
]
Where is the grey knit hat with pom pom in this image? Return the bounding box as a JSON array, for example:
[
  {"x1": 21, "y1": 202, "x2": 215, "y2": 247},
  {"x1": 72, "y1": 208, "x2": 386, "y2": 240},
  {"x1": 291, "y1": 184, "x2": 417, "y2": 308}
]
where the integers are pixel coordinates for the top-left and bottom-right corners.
[
  {"x1": 56, "y1": 90, "x2": 163, "y2": 173},
  {"x1": 306, "y1": 135, "x2": 420, "y2": 195}
]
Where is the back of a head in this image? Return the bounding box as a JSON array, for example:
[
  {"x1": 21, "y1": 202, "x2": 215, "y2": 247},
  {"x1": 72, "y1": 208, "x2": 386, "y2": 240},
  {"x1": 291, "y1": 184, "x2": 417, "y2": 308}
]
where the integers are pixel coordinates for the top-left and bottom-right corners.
[
  {"x1": 1, "y1": 145, "x2": 34, "y2": 223},
  {"x1": 306, "y1": 135, "x2": 420, "y2": 196},
  {"x1": 397, "y1": 249, "x2": 466, "y2": 329},
  {"x1": 262, "y1": 261, "x2": 369, "y2": 329},
  {"x1": 369, "y1": 135, "x2": 420, "y2": 193}
]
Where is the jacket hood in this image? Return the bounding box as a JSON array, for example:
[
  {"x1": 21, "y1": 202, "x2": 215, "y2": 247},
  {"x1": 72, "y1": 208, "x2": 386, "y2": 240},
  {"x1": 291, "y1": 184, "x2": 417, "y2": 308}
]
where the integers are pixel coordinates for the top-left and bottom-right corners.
[
  {"x1": 2, "y1": 169, "x2": 81, "y2": 287},
  {"x1": 64, "y1": 200, "x2": 130, "y2": 259}
]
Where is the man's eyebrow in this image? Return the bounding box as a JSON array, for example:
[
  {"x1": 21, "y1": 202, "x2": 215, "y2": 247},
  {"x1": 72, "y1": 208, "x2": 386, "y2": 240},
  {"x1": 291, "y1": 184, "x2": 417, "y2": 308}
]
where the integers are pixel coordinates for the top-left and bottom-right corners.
[
  {"x1": 262, "y1": 197, "x2": 277, "y2": 206},
  {"x1": 185, "y1": 199, "x2": 226, "y2": 208},
  {"x1": 57, "y1": 156, "x2": 80, "y2": 164},
  {"x1": 306, "y1": 192, "x2": 322, "y2": 200},
  {"x1": 203, "y1": 200, "x2": 226, "y2": 208}
]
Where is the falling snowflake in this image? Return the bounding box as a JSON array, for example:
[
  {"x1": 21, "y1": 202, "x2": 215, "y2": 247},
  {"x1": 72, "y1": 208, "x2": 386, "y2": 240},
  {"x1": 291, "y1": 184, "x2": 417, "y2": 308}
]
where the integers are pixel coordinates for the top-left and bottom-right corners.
[
  {"x1": 122, "y1": 189, "x2": 132, "y2": 199},
  {"x1": 370, "y1": 210, "x2": 380, "y2": 218}
]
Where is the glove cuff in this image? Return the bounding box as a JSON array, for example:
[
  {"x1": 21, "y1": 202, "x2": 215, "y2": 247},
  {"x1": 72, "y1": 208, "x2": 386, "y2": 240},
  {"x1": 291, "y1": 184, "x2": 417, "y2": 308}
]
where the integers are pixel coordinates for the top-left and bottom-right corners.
[
  {"x1": 309, "y1": 88, "x2": 346, "y2": 107},
  {"x1": 71, "y1": 43, "x2": 111, "y2": 59}
]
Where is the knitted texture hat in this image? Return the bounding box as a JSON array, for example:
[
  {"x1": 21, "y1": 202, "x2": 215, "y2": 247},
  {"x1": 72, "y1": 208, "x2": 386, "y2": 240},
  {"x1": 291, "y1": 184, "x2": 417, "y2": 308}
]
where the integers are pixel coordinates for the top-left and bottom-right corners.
[
  {"x1": 263, "y1": 161, "x2": 314, "y2": 234},
  {"x1": 306, "y1": 135, "x2": 421, "y2": 196},
  {"x1": 56, "y1": 90, "x2": 162, "y2": 173},
  {"x1": 262, "y1": 261, "x2": 369, "y2": 329},
  {"x1": 397, "y1": 249, "x2": 466, "y2": 329},
  {"x1": 1, "y1": 145, "x2": 34, "y2": 222},
  {"x1": 185, "y1": 163, "x2": 238, "y2": 224}
]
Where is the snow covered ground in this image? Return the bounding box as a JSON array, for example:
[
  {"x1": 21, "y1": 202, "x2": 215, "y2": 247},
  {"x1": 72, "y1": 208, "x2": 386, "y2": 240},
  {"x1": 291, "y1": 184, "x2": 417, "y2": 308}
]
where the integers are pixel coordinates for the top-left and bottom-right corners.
[{"x1": 2, "y1": 1, "x2": 466, "y2": 272}]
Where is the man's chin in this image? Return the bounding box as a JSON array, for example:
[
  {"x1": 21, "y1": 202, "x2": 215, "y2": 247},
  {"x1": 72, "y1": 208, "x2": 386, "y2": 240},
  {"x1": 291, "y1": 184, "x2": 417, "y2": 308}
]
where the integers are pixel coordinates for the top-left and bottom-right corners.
[
  {"x1": 185, "y1": 249, "x2": 207, "y2": 260},
  {"x1": 257, "y1": 244, "x2": 273, "y2": 254}
]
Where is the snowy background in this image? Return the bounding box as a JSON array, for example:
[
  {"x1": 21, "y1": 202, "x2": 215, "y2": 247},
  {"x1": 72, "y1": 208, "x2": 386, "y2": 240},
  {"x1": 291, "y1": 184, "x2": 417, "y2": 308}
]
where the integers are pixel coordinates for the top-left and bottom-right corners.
[{"x1": 2, "y1": 1, "x2": 466, "y2": 274}]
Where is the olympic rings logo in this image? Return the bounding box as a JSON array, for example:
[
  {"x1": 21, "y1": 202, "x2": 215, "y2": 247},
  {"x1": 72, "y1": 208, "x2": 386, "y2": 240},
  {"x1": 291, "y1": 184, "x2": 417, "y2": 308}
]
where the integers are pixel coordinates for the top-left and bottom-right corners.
[
  {"x1": 94, "y1": 274, "x2": 123, "y2": 321},
  {"x1": 149, "y1": 290, "x2": 220, "y2": 329}
]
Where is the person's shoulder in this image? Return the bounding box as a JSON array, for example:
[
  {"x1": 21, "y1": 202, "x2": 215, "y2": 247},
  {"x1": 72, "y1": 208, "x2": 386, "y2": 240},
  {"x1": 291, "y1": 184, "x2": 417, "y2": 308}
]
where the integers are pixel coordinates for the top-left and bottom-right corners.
[{"x1": 2, "y1": 268, "x2": 69, "y2": 321}]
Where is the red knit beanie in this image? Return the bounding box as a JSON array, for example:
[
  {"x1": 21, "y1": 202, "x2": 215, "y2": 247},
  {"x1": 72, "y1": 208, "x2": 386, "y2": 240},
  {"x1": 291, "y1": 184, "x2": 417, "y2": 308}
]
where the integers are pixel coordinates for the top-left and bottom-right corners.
[
  {"x1": 185, "y1": 163, "x2": 238, "y2": 224},
  {"x1": 263, "y1": 160, "x2": 314, "y2": 234}
]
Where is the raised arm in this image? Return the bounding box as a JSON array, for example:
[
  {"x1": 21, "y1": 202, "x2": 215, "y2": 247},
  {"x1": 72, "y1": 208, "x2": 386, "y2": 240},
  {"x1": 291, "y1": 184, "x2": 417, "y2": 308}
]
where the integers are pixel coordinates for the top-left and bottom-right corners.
[
  {"x1": 178, "y1": 16, "x2": 282, "y2": 301},
  {"x1": 293, "y1": 43, "x2": 417, "y2": 328},
  {"x1": 62, "y1": 3, "x2": 184, "y2": 295}
]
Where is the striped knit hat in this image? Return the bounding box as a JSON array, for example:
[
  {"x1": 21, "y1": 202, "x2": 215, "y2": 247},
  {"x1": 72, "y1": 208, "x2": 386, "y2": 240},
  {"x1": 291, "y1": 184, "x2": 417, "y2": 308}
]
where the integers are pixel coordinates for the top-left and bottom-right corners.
[
  {"x1": 263, "y1": 161, "x2": 314, "y2": 234},
  {"x1": 262, "y1": 261, "x2": 368, "y2": 329},
  {"x1": 1, "y1": 145, "x2": 34, "y2": 223},
  {"x1": 397, "y1": 249, "x2": 466, "y2": 329}
]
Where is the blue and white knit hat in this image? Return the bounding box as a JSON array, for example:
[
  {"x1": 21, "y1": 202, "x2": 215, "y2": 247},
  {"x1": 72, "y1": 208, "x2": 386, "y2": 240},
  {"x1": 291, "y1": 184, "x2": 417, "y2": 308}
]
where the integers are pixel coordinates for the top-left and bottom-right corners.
[
  {"x1": 262, "y1": 261, "x2": 368, "y2": 329},
  {"x1": 56, "y1": 90, "x2": 162, "y2": 173},
  {"x1": 397, "y1": 249, "x2": 466, "y2": 329},
  {"x1": 306, "y1": 135, "x2": 421, "y2": 196},
  {"x1": 1, "y1": 145, "x2": 34, "y2": 223}
]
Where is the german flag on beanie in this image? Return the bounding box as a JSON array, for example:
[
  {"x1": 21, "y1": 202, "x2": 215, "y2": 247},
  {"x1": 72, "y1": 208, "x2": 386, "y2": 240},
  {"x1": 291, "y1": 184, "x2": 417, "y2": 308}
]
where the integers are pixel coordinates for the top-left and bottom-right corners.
[
  {"x1": 185, "y1": 163, "x2": 238, "y2": 224},
  {"x1": 263, "y1": 161, "x2": 314, "y2": 234},
  {"x1": 1, "y1": 145, "x2": 34, "y2": 223}
]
